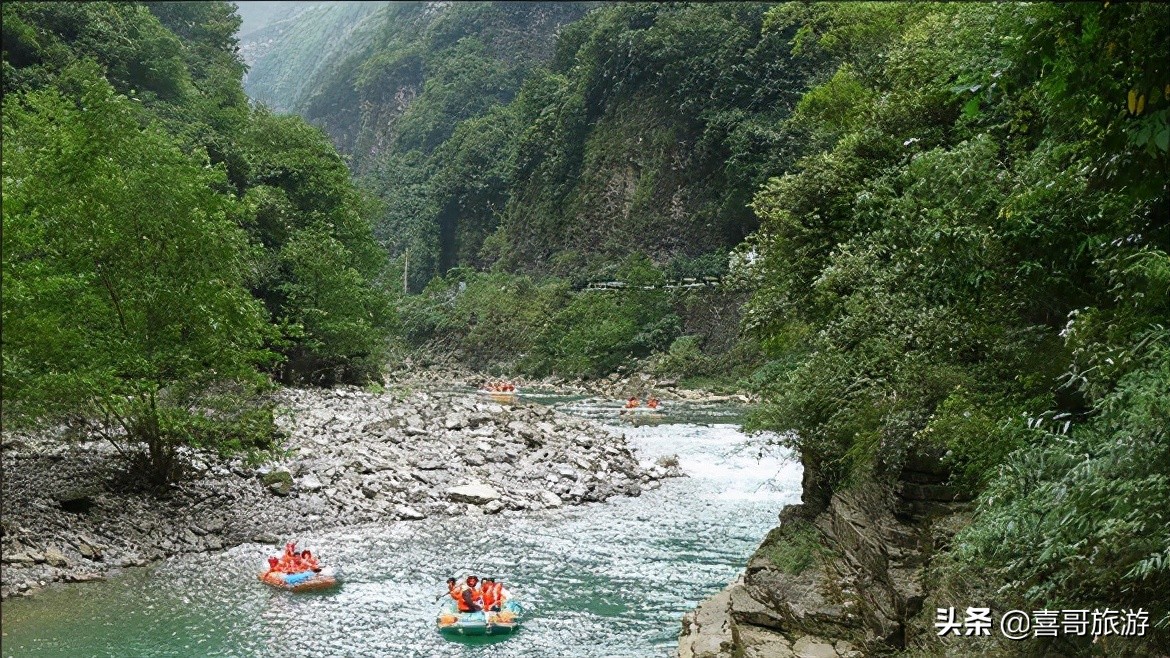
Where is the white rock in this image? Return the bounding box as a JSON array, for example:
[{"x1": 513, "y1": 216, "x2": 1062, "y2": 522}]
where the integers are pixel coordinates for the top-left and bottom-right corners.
[
  {"x1": 446, "y1": 483, "x2": 502, "y2": 505},
  {"x1": 539, "y1": 490, "x2": 563, "y2": 508}
]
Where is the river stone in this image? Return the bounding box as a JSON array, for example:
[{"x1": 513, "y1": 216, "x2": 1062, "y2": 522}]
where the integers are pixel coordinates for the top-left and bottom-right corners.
[
  {"x1": 484, "y1": 500, "x2": 504, "y2": 514},
  {"x1": 42, "y1": 547, "x2": 69, "y2": 568},
  {"x1": 791, "y1": 636, "x2": 838, "y2": 658},
  {"x1": 539, "y1": 491, "x2": 563, "y2": 508},
  {"x1": 396, "y1": 505, "x2": 426, "y2": 520},
  {"x1": 446, "y1": 483, "x2": 501, "y2": 505},
  {"x1": 300, "y1": 473, "x2": 324, "y2": 492}
]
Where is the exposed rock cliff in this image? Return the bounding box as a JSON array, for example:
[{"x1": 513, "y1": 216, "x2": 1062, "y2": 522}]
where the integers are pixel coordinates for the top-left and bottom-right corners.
[{"x1": 679, "y1": 456, "x2": 971, "y2": 657}]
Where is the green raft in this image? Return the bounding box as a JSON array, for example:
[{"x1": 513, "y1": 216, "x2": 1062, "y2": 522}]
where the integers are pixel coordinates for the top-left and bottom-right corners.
[{"x1": 436, "y1": 600, "x2": 524, "y2": 637}]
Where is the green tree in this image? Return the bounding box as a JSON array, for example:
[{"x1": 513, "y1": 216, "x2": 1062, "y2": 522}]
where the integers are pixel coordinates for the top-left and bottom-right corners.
[{"x1": 2, "y1": 64, "x2": 274, "y2": 484}]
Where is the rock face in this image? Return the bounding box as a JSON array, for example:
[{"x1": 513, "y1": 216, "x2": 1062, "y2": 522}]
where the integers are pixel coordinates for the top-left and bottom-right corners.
[
  {"x1": 677, "y1": 457, "x2": 970, "y2": 657},
  {"x1": 2, "y1": 385, "x2": 677, "y2": 600}
]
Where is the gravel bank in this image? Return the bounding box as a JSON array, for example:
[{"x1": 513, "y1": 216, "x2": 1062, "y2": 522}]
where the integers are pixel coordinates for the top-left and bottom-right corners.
[{"x1": 1, "y1": 386, "x2": 681, "y2": 599}]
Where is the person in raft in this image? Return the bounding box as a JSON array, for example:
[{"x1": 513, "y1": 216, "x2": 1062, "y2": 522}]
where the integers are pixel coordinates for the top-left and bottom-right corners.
[
  {"x1": 646, "y1": 397, "x2": 660, "y2": 409},
  {"x1": 449, "y1": 575, "x2": 484, "y2": 612},
  {"x1": 624, "y1": 396, "x2": 640, "y2": 409},
  {"x1": 479, "y1": 577, "x2": 511, "y2": 611},
  {"x1": 446, "y1": 575, "x2": 512, "y2": 612},
  {"x1": 265, "y1": 542, "x2": 321, "y2": 575}
]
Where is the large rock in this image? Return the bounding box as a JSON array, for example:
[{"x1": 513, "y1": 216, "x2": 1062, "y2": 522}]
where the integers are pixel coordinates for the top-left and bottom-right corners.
[
  {"x1": 300, "y1": 473, "x2": 324, "y2": 492},
  {"x1": 446, "y1": 483, "x2": 501, "y2": 505},
  {"x1": 43, "y1": 547, "x2": 69, "y2": 568},
  {"x1": 678, "y1": 584, "x2": 736, "y2": 658}
]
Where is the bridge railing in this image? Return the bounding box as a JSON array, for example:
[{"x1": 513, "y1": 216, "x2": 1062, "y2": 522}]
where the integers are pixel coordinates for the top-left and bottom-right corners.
[{"x1": 581, "y1": 276, "x2": 723, "y2": 292}]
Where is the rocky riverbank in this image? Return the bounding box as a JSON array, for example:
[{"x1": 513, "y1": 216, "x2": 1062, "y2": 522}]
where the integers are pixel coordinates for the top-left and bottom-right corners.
[
  {"x1": 676, "y1": 457, "x2": 972, "y2": 658},
  {"x1": 385, "y1": 357, "x2": 755, "y2": 405},
  {"x1": 1, "y1": 386, "x2": 681, "y2": 600}
]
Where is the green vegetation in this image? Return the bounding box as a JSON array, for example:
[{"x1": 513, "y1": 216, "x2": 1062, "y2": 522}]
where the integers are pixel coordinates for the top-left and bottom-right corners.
[
  {"x1": 2, "y1": 2, "x2": 391, "y2": 483},
  {"x1": 762, "y1": 521, "x2": 827, "y2": 576},
  {"x1": 740, "y1": 2, "x2": 1169, "y2": 648},
  {"x1": 249, "y1": 3, "x2": 812, "y2": 290},
  {"x1": 398, "y1": 256, "x2": 686, "y2": 378}
]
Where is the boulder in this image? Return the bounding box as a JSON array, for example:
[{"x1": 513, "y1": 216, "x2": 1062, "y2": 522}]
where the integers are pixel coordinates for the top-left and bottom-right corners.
[
  {"x1": 299, "y1": 474, "x2": 324, "y2": 492},
  {"x1": 539, "y1": 490, "x2": 563, "y2": 508},
  {"x1": 396, "y1": 505, "x2": 426, "y2": 520},
  {"x1": 446, "y1": 483, "x2": 501, "y2": 505}
]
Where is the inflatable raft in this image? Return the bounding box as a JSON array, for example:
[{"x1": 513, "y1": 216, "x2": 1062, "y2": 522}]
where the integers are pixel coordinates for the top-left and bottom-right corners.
[
  {"x1": 258, "y1": 567, "x2": 339, "y2": 592},
  {"x1": 437, "y1": 600, "x2": 524, "y2": 637},
  {"x1": 477, "y1": 389, "x2": 518, "y2": 404}
]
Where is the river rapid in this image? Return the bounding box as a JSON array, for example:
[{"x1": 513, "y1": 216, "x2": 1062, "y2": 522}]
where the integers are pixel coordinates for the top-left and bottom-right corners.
[{"x1": 1, "y1": 395, "x2": 801, "y2": 658}]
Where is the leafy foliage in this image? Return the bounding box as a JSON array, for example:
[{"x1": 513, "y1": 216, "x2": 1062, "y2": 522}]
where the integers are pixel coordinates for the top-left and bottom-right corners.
[
  {"x1": 2, "y1": 64, "x2": 273, "y2": 484},
  {"x1": 742, "y1": 1, "x2": 1169, "y2": 647},
  {"x1": 2, "y1": 2, "x2": 393, "y2": 482}
]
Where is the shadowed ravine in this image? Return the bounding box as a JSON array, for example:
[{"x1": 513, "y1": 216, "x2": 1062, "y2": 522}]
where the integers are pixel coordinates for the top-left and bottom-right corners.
[{"x1": 0, "y1": 398, "x2": 801, "y2": 657}]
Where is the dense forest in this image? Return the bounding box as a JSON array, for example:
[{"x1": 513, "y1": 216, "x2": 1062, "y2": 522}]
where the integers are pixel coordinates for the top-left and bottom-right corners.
[
  {"x1": 3, "y1": 1, "x2": 393, "y2": 482},
  {"x1": 3, "y1": 1, "x2": 1168, "y2": 654}
]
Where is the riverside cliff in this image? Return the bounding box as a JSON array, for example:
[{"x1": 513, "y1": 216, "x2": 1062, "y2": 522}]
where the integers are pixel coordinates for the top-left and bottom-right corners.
[{"x1": 677, "y1": 455, "x2": 971, "y2": 657}]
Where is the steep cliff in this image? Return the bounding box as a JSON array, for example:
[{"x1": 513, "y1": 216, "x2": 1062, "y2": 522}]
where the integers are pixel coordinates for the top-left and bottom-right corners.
[{"x1": 678, "y1": 457, "x2": 972, "y2": 657}]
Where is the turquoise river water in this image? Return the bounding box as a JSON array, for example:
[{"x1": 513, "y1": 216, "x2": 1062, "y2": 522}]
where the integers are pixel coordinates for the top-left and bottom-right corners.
[{"x1": 1, "y1": 395, "x2": 801, "y2": 657}]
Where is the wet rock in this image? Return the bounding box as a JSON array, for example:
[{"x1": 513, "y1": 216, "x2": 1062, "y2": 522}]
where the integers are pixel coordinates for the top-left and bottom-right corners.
[
  {"x1": 483, "y1": 500, "x2": 504, "y2": 514},
  {"x1": 446, "y1": 483, "x2": 501, "y2": 505}
]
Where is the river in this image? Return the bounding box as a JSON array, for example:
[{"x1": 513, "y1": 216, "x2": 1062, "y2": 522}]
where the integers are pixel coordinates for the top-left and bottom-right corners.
[{"x1": 1, "y1": 395, "x2": 801, "y2": 657}]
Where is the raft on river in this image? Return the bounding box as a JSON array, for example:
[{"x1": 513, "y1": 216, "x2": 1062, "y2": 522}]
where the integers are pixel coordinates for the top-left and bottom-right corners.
[
  {"x1": 258, "y1": 567, "x2": 339, "y2": 592},
  {"x1": 436, "y1": 600, "x2": 524, "y2": 637},
  {"x1": 477, "y1": 389, "x2": 518, "y2": 404}
]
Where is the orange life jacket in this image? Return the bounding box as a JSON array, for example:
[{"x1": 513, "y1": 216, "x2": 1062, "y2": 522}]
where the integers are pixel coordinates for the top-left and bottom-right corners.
[
  {"x1": 482, "y1": 585, "x2": 497, "y2": 610},
  {"x1": 455, "y1": 585, "x2": 477, "y2": 612}
]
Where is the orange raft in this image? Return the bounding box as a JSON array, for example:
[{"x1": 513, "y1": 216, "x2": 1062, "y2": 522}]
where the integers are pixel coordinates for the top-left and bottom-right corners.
[{"x1": 258, "y1": 567, "x2": 339, "y2": 592}]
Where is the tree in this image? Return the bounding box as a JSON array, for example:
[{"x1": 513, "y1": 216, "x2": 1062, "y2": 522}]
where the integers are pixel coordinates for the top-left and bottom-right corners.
[{"x1": 2, "y1": 63, "x2": 273, "y2": 484}]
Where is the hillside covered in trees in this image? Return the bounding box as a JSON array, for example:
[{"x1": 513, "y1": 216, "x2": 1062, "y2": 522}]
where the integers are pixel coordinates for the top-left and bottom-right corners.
[
  {"x1": 250, "y1": 2, "x2": 1169, "y2": 653},
  {"x1": 2, "y1": 1, "x2": 1167, "y2": 655},
  {"x1": 3, "y1": 1, "x2": 393, "y2": 482}
]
